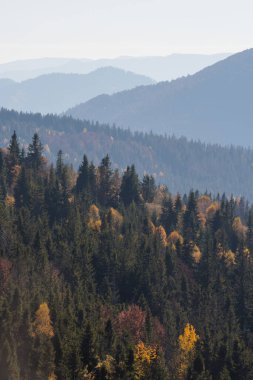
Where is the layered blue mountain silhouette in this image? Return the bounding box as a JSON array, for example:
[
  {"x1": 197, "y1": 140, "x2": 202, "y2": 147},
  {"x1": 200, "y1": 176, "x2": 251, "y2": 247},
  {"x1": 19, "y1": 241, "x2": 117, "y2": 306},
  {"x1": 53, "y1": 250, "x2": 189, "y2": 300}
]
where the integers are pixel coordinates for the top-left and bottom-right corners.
[
  {"x1": 67, "y1": 49, "x2": 253, "y2": 147},
  {"x1": 0, "y1": 67, "x2": 154, "y2": 114}
]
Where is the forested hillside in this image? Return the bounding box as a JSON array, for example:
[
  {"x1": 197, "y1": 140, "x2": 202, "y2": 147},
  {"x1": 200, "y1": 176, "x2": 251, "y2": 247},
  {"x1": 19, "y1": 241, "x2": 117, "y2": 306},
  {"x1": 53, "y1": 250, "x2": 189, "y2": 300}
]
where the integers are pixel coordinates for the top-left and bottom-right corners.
[
  {"x1": 1, "y1": 109, "x2": 253, "y2": 200},
  {"x1": 1, "y1": 132, "x2": 253, "y2": 379},
  {"x1": 67, "y1": 49, "x2": 253, "y2": 147}
]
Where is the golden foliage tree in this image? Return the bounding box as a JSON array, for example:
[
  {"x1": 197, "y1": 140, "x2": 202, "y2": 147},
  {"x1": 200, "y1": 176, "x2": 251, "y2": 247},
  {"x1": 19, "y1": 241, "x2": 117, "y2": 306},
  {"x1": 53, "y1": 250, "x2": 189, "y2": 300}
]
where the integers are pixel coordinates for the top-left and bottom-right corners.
[
  {"x1": 243, "y1": 247, "x2": 250, "y2": 257},
  {"x1": 224, "y1": 250, "x2": 236, "y2": 267},
  {"x1": 192, "y1": 244, "x2": 202, "y2": 264},
  {"x1": 156, "y1": 225, "x2": 167, "y2": 248},
  {"x1": 32, "y1": 303, "x2": 54, "y2": 338},
  {"x1": 107, "y1": 207, "x2": 123, "y2": 231},
  {"x1": 134, "y1": 341, "x2": 157, "y2": 379},
  {"x1": 168, "y1": 230, "x2": 184, "y2": 245},
  {"x1": 217, "y1": 245, "x2": 236, "y2": 267},
  {"x1": 178, "y1": 323, "x2": 199, "y2": 379},
  {"x1": 96, "y1": 355, "x2": 116, "y2": 379},
  {"x1": 206, "y1": 202, "x2": 219, "y2": 219},
  {"x1": 232, "y1": 216, "x2": 248, "y2": 241},
  {"x1": 87, "y1": 204, "x2": 102, "y2": 232},
  {"x1": 5, "y1": 195, "x2": 15, "y2": 207}
]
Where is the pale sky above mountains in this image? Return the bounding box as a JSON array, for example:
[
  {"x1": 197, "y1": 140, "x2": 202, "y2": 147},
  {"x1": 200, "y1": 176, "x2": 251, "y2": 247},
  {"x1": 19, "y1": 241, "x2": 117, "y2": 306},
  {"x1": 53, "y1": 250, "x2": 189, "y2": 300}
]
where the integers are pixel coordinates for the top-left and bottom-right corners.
[{"x1": 1, "y1": 0, "x2": 253, "y2": 63}]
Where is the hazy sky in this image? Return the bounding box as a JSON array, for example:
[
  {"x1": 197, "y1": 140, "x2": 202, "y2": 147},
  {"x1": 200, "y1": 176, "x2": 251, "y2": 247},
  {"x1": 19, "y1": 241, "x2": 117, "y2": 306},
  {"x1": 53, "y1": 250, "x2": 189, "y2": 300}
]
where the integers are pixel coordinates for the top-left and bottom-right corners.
[{"x1": 1, "y1": 0, "x2": 253, "y2": 63}]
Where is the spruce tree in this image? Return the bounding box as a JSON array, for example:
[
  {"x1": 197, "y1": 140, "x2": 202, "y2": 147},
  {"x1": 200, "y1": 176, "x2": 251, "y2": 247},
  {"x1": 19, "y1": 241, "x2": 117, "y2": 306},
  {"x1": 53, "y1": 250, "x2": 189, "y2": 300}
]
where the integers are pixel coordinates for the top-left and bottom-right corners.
[
  {"x1": 8, "y1": 130, "x2": 20, "y2": 167},
  {"x1": 120, "y1": 165, "x2": 140, "y2": 206},
  {"x1": 141, "y1": 174, "x2": 156, "y2": 203},
  {"x1": 76, "y1": 154, "x2": 89, "y2": 194},
  {"x1": 27, "y1": 133, "x2": 43, "y2": 170},
  {"x1": 98, "y1": 155, "x2": 113, "y2": 206}
]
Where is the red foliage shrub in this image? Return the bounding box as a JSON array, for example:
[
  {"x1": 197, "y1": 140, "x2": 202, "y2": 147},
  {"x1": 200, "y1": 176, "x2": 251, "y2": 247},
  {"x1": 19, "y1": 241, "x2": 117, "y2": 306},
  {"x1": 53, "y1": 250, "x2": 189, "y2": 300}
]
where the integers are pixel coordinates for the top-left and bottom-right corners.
[{"x1": 114, "y1": 305, "x2": 146, "y2": 342}]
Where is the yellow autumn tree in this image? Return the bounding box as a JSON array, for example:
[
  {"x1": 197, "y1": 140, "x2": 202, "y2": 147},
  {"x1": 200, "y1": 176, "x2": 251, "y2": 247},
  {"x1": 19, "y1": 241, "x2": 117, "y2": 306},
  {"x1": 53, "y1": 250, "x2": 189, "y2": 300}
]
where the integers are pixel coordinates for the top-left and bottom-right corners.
[
  {"x1": 224, "y1": 250, "x2": 236, "y2": 267},
  {"x1": 192, "y1": 245, "x2": 202, "y2": 264},
  {"x1": 217, "y1": 245, "x2": 236, "y2": 267},
  {"x1": 134, "y1": 341, "x2": 158, "y2": 379},
  {"x1": 168, "y1": 230, "x2": 184, "y2": 245},
  {"x1": 206, "y1": 202, "x2": 219, "y2": 219},
  {"x1": 156, "y1": 225, "x2": 167, "y2": 248},
  {"x1": 178, "y1": 323, "x2": 199, "y2": 379},
  {"x1": 5, "y1": 195, "x2": 15, "y2": 207},
  {"x1": 107, "y1": 207, "x2": 123, "y2": 231},
  {"x1": 32, "y1": 303, "x2": 54, "y2": 338},
  {"x1": 87, "y1": 204, "x2": 102, "y2": 232},
  {"x1": 243, "y1": 247, "x2": 250, "y2": 257},
  {"x1": 96, "y1": 355, "x2": 116, "y2": 379},
  {"x1": 232, "y1": 216, "x2": 248, "y2": 241}
]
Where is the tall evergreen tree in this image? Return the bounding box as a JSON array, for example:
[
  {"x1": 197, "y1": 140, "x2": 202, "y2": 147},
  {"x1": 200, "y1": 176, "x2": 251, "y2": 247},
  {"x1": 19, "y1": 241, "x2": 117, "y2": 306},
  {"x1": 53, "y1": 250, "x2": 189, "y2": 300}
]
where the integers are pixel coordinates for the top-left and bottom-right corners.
[
  {"x1": 120, "y1": 165, "x2": 140, "y2": 206},
  {"x1": 27, "y1": 133, "x2": 43, "y2": 170},
  {"x1": 14, "y1": 167, "x2": 31, "y2": 208},
  {"x1": 141, "y1": 174, "x2": 156, "y2": 203},
  {"x1": 98, "y1": 155, "x2": 113, "y2": 206},
  {"x1": 160, "y1": 196, "x2": 177, "y2": 233},
  {"x1": 8, "y1": 130, "x2": 20, "y2": 167},
  {"x1": 76, "y1": 154, "x2": 89, "y2": 195}
]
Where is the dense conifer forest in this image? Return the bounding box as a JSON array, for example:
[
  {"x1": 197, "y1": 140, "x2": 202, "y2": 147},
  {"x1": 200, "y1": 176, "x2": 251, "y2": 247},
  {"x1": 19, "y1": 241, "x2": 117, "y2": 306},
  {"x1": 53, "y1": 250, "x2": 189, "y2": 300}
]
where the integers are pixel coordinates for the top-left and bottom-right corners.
[
  {"x1": 2, "y1": 108, "x2": 253, "y2": 200},
  {"x1": 1, "y1": 132, "x2": 253, "y2": 379}
]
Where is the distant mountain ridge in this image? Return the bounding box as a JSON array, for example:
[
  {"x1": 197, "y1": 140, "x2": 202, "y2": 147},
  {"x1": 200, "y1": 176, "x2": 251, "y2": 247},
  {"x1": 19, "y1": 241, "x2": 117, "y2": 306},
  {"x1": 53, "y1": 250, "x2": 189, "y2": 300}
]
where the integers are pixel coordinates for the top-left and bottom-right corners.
[
  {"x1": 1, "y1": 108, "x2": 253, "y2": 200},
  {"x1": 0, "y1": 67, "x2": 154, "y2": 114},
  {"x1": 0, "y1": 53, "x2": 230, "y2": 82},
  {"x1": 66, "y1": 49, "x2": 253, "y2": 147}
]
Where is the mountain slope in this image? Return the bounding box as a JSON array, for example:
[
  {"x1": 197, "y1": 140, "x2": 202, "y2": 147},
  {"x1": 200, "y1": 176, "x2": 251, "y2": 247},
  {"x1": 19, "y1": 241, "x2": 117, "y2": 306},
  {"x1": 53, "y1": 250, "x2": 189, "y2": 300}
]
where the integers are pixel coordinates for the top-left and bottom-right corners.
[
  {"x1": 0, "y1": 54, "x2": 230, "y2": 82},
  {"x1": 67, "y1": 49, "x2": 253, "y2": 147},
  {"x1": 1, "y1": 109, "x2": 253, "y2": 200},
  {"x1": 0, "y1": 67, "x2": 154, "y2": 114}
]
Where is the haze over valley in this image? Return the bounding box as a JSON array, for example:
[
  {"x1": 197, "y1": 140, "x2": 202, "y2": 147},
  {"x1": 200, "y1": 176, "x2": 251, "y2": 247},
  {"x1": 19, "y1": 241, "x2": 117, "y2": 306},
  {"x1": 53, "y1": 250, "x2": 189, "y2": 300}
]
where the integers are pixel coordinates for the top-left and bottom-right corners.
[{"x1": 0, "y1": 53, "x2": 230, "y2": 82}]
